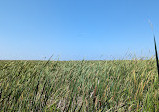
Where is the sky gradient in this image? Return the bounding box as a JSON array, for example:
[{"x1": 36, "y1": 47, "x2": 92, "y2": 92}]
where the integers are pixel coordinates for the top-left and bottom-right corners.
[{"x1": 1, "y1": 0, "x2": 159, "y2": 60}]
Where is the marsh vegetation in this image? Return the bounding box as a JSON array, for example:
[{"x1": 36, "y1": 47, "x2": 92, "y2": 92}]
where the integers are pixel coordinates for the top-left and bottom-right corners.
[{"x1": 0, "y1": 59, "x2": 159, "y2": 111}]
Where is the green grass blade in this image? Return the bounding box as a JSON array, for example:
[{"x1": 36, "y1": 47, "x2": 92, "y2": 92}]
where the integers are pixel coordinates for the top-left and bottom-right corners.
[{"x1": 154, "y1": 36, "x2": 159, "y2": 81}]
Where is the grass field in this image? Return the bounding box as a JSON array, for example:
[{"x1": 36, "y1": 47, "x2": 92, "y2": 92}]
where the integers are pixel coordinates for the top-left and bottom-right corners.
[{"x1": 0, "y1": 59, "x2": 159, "y2": 111}]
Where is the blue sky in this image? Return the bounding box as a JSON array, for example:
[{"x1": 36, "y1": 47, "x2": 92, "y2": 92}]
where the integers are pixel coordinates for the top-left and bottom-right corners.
[{"x1": 0, "y1": 0, "x2": 159, "y2": 60}]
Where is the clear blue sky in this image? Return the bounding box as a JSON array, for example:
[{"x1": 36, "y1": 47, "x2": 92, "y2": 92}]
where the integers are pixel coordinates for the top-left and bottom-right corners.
[{"x1": 1, "y1": 0, "x2": 159, "y2": 60}]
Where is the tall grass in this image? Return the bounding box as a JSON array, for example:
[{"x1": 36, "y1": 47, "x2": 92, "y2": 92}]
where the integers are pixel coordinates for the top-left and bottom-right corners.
[
  {"x1": 0, "y1": 59, "x2": 158, "y2": 111},
  {"x1": 149, "y1": 20, "x2": 159, "y2": 81}
]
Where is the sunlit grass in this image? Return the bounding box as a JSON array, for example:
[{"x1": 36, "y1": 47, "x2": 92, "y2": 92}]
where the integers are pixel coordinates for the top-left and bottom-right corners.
[{"x1": 0, "y1": 59, "x2": 158, "y2": 111}]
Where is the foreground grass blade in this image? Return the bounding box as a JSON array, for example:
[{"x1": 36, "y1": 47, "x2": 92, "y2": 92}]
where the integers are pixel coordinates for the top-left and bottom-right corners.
[
  {"x1": 149, "y1": 20, "x2": 159, "y2": 81},
  {"x1": 154, "y1": 36, "x2": 159, "y2": 81}
]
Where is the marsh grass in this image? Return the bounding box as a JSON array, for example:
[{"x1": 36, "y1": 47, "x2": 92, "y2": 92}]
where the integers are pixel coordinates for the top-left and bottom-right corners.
[
  {"x1": 0, "y1": 59, "x2": 159, "y2": 111},
  {"x1": 153, "y1": 35, "x2": 159, "y2": 85}
]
